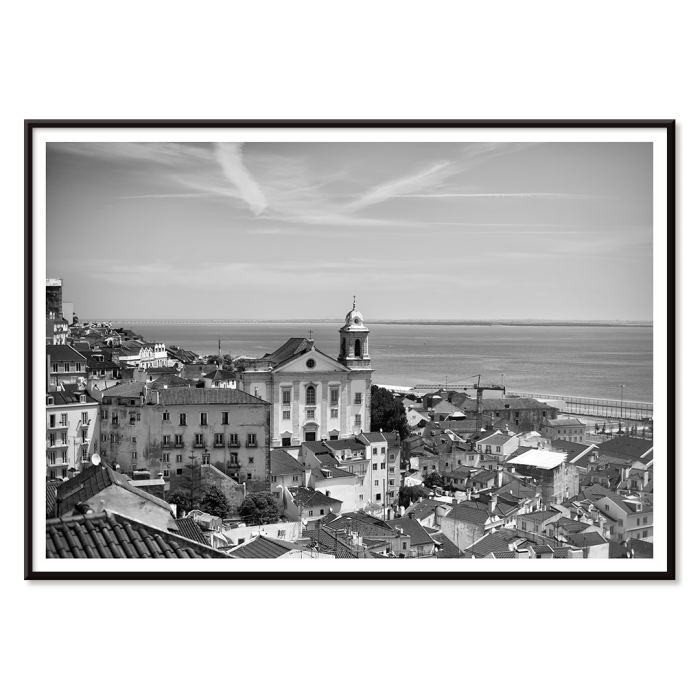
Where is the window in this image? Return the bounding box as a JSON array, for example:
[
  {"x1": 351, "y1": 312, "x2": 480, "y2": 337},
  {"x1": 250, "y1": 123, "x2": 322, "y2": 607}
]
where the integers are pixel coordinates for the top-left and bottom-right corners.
[
  {"x1": 283, "y1": 410, "x2": 291, "y2": 420},
  {"x1": 163, "y1": 411, "x2": 170, "y2": 421},
  {"x1": 202, "y1": 453, "x2": 210, "y2": 465},
  {"x1": 381, "y1": 447, "x2": 386, "y2": 454},
  {"x1": 200, "y1": 412, "x2": 208, "y2": 426},
  {"x1": 319, "y1": 509, "x2": 325, "y2": 515},
  {"x1": 374, "y1": 480, "x2": 379, "y2": 487},
  {"x1": 330, "y1": 408, "x2": 338, "y2": 418},
  {"x1": 215, "y1": 433, "x2": 224, "y2": 447},
  {"x1": 100, "y1": 433, "x2": 106, "y2": 442},
  {"x1": 52, "y1": 363, "x2": 59, "y2": 373},
  {"x1": 221, "y1": 411, "x2": 229, "y2": 425},
  {"x1": 306, "y1": 408, "x2": 315, "y2": 420},
  {"x1": 162, "y1": 435, "x2": 171, "y2": 447},
  {"x1": 330, "y1": 388, "x2": 339, "y2": 405},
  {"x1": 643, "y1": 530, "x2": 649, "y2": 537},
  {"x1": 60, "y1": 413, "x2": 68, "y2": 427},
  {"x1": 282, "y1": 437, "x2": 291, "y2": 447},
  {"x1": 163, "y1": 469, "x2": 170, "y2": 477},
  {"x1": 306, "y1": 358, "x2": 316, "y2": 369},
  {"x1": 49, "y1": 433, "x2": 56, "y2": 447},
  {"x1": 306, "y1": 385, "x2": 316, "y2": 405},
  {"x1": 247, "y1": 473, "x2": 252, "y2": 480},
  {"x1": 48, "y1": 452, "x2": 56, "y2": 465},
  {"x1": 373, "y1": 463, "x2": 377, "y2": 471},
  {"x1": 373, "y1": 447, "x2": 377, "y2": 455},
  {"x1": 354, "y1": 339, "x2": 362, "y2": 357},
  {"x1": 354, "y1": 392, "x2": 362, "y2": 405},
  {"x1": 163, "y1": 453, "x2": 171, "y2": 463},
  {"x1": 230, "y1": 453, "x2": 239, "y2": 465},
  {"x1": 605, "y1": 504, "x2": 610, "y2": 511},
  {"x1": 389, "y1": 480, "x2": 395, "y2": 486},
  {"x1": 176, "y1": 468, "x2": 183, "y2": 476},
  {"x1": 100, "y1": 409, "x2": 108, "y2": 420},
  {"x1": 248, "y1": 457, "x2": 254, "y2": 464},
  {"x1": 176, "y1": 454, "x2": 183, "y2": 463},
  {"x1": 229, "y1": 433, "x2": 239, "y2": 447},
  {"x1": 61, "y1": 450, "x2": 67, "y2": 464},
  {"x1": 247, "y1": 433, "x2": 257, "y2": 447},
  {"x1": 305, "y1": 430, "x2": 316, "y2": 442},
  {"x1": 355, "y1": 415, "x2": 361, "y2": 426},
  {"x1": 79, "y1": 394, "x2": 86, "y2": 404},
  {"x1": 643, "y1": 516, "x2": 648, "y2": 524},
  {"x1": 81, "y1": 429, "x2": 88, "y2": 443},
  {"x1": 277, "y1": 529, "x2": 286, "y2": 539},
  {"x1": 61, "y1": 432, "x2": 67, "y2": 445},
  {"x1": 282, "y1": 389, "x2": 291, "y2": 406},
  {"x1": 375, "y1": 493, "x2": 381, "y2": 501},
  {"x1": 389, "y1": 467, "x2": 395, "y2": 474},
  {"x1": 81, "y1": 411, "x2": 88, "y2": 424},
  {"x1": 195, "y1": 434, "x2": 204, "y2": 447},
  {"x1": 292, "y1": 475, "x2": 299, "y2": 482},
  {"x1": 175, "y1": 434, "x2": 183, "y2": 447},
  {"x1": 179, "y1": 413, "x2": 187, "y2": 426},
  {"x1": 308, "y1": 510, "x2": 314, "y2": 516},
  {"x1": 359, "y1": 494, "x2": 363, "y2": 501},
  {"x1": 64, "y1": 363, "x2": 70, "y2": 373}
]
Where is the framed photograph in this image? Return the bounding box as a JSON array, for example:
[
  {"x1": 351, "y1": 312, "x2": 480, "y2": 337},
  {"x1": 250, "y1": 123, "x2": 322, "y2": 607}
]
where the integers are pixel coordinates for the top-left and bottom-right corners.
[{"x1": 26, "y1": 119, "x2": 674, "y2": 579}]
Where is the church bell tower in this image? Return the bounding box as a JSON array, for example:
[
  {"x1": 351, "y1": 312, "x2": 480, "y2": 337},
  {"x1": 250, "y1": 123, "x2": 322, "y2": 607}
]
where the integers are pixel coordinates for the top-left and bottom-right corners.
[{"x1": 338, "y1": 296, "x2": 371, "y2": 369}]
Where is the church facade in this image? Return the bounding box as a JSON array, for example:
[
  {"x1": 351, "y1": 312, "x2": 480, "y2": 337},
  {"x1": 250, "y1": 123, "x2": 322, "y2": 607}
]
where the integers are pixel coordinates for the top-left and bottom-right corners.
[{"x1": 235, "y1": 303, "x2": 373, "y2": 448}]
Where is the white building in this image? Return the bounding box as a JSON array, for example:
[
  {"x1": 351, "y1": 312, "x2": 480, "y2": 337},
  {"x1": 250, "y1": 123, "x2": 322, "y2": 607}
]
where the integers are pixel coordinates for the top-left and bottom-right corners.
[{"x1": 236, "y1": 302, "x2": 373, "y2": 447}]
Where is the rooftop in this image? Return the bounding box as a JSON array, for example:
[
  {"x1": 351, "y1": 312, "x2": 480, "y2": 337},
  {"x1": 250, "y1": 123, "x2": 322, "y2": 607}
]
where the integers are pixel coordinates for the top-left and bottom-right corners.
[
  {"x1": 157, "y1": 387, "x2": 268, "y2": 406},
  {"x1": 507, "y1": 449, "x2": 568, "y2": 470},
  {"x1": 46, "y1": 511, "x2": 230, "y2": 558},
  {"x1": 230, "y1": 535, "x2": 303, "y2": 559},
  {"x1": 387, "y1": 517, "x2": 435, "y2": 547}
]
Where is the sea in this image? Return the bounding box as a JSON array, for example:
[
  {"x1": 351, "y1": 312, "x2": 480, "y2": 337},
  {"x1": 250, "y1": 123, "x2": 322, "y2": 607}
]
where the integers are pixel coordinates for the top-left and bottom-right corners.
[{"x1": 102, "y1": 321, "x2": 653, "y2": 404}]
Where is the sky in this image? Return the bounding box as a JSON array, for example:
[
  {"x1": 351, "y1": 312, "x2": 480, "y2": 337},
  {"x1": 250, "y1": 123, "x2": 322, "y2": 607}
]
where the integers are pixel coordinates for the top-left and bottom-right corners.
[{"x1": 46, "y1": 140, "x2": 653, "y2": 321}]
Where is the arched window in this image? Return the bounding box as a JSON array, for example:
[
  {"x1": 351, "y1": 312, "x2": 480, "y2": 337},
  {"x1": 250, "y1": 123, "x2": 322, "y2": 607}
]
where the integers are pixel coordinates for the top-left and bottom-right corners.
[
  {"x1": 340, "y1": 338, "x2": 345, "y2": 357},
  {"x1": 306, "y1": 385, "x2": 316, "y2": 405},
  {"x1": 354, "y1": 338, "x2": 362, "y2": 357}
]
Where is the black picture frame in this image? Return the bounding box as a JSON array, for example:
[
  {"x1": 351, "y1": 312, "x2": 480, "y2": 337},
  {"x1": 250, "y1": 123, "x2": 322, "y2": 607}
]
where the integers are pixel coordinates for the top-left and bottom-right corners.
[{"x1": 26, "y1": 119, "x2": 675, "y2": 580}]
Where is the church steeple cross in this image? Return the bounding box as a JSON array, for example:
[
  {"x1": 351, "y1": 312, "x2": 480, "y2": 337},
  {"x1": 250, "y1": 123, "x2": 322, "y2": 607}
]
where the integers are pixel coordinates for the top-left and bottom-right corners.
[{"x1": 352, "y1": 295, "x2": 356, "y2": 311}]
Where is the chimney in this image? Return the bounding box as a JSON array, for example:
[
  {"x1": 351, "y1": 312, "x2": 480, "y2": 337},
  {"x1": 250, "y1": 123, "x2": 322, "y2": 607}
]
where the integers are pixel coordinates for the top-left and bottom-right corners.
[
  {"x1": 490, "y1": 494, "x2": 497, "y2": 513},
  {"x1": 497, "y1": 470, "x2": 503, "y2": 488},
  {"x1": 644, "y1": 470, "x2": 649, "y2": 487}
]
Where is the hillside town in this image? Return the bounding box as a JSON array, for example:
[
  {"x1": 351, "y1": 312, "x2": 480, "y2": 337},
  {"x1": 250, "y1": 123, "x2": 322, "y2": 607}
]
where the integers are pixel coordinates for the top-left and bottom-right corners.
[{"x1": 45, "y1": 279, "x2": 654, "y2": 561}]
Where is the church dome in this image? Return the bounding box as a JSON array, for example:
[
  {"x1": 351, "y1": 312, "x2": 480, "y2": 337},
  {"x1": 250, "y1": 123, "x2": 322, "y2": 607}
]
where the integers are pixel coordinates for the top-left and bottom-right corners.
[{"x1": 341, "y1": 297, "x2": 367, "y2": 330}]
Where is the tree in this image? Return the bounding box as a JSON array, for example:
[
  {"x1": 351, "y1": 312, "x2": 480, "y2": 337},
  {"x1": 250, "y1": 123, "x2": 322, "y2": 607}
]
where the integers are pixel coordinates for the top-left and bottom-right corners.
[
  {"x1": 199, "y1": 486, "x2": 232, "y2": 519},
  {"x1": 167, "y1": 490, "x2": 198, "y2": 518},
  {"x1": 239, "y1": 492, "x2": 280, "y2": 525},
  {"x1": 370, "y1": 386, "x2": 410, "y2": 441},
  {"x1": 617, "y1": 422, "x2": 623, "y2": 435},
  {"x1": 423, "y1": 471, "x2": 444, "y2": 490},
  {"x1": 594, "y1": 423, "x2": 600, "y2": 434},
  {"x1": 398, "y1": 485, "x2": 428, "y2": 509}
]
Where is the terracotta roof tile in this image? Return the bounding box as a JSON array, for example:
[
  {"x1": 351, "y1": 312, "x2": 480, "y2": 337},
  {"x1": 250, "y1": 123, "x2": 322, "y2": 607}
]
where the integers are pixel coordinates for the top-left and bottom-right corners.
[{"x1": 46, "y1": 511, "x2": 230, "y2": 558}]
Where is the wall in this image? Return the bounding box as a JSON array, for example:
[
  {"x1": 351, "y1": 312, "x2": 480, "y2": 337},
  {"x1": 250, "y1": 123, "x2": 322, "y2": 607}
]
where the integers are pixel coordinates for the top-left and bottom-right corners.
[
  {"x1": 223, "y1": 520, "x2": 302, "y2": 547},
  {"x1": 98, "y1": 397, "x2": 270, "y2": 485},
  {"x1": 168, "y1": 464, "x2": 246, "y2": 512},
  {"x1": 46, "y1": 398, "x2": 99, "y2": 478},
  {"x1": 85, "y1": 485, "x2": 174, "y2": 532}
]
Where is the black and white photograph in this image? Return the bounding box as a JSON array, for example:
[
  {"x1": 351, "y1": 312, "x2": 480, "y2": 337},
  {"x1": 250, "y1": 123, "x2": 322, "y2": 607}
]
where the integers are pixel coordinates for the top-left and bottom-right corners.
[{"x1": 27, "y1": 121, "x2": 672, "y2": 578}]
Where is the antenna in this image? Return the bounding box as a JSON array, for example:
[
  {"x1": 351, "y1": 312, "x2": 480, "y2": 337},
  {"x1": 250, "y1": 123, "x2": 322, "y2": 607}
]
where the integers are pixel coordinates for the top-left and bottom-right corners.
[{"x1": 90, "y1": 453, "x2": 101, "y2": 466}]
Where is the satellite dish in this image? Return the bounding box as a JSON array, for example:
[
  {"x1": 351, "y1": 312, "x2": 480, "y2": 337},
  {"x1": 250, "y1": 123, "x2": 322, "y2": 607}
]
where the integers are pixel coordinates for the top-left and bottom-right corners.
[{"x1": 91, "y1": 453, "x2": 101, "y2": 466}]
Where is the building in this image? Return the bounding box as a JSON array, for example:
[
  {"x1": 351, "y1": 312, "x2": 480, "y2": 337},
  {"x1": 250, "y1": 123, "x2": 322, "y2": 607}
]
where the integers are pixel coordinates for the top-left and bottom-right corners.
[
  {"x1": 46, "y1": 278, "x2": 63, "y2": 319},
  {"x1": 540, "y1": 417, "x2": 587, "y2": 443},
  {"x1": 457, "y1": 398, "x2": 558, "y2": 432},
  {"x1": 235, "y1": 301, "x2": 373, "y2": 447},
  {"x1": 474, "y1": 431, "x2": 520, "y2": 461},
  {"x1": 597, "y1": 436, "x2": 654, "y2": 466},
  {"x1": 97, "y1": 384, "x2": 271, "y2": 484},
  {"x1": 506, "y1": 449, "x2": 579, "y2": 505},
  {"x1": 46, "y1": 386, "x2": 99, "y2": 479},
  {"x1": 46, "y1": 344, "x2": 88, "y2": 390},
  {"x1": 299, "y1": 431, "x2": 395, "y2": 517},
  {"x1": 46, "y1": 317, "x2": 68, "y2": 345}
]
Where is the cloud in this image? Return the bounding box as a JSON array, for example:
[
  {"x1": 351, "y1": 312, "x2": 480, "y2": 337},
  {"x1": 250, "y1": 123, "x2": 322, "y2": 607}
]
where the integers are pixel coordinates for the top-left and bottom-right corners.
[{"x1": 213, "y1": 143, "x2": 268, "y2": 216}]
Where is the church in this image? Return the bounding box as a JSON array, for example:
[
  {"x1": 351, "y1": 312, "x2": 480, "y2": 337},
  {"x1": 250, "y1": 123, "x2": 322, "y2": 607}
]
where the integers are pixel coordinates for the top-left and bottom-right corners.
[{"x1": 235, "y1": 301, "x2": 373, "y2": 448}]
